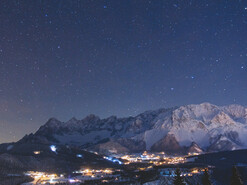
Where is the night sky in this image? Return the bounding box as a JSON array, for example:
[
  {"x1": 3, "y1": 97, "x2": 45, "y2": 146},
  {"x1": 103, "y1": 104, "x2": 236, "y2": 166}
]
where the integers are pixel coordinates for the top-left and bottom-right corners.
[{"x1": 0, "y1": 0, "x2": 247, "y2": 143}]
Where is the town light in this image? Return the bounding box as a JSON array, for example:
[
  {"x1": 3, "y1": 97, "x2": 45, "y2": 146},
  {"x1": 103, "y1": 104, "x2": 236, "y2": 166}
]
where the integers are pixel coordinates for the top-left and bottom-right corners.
[{"x1": 50, "y1": 145, "x2": 57, "y2": 152}]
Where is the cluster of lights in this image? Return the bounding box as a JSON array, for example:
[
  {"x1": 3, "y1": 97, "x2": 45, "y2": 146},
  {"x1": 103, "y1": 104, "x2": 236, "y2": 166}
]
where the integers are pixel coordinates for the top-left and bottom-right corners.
[
  {"x1": 138, "y1": 166, "x2": 153, "y2": 171},
  {"x1": 160, "y1": 168, "x2": 207, "y2": 177},
  {"x1": 27, "y1": 149, "x2": 203, "y2": 184},
  {"x1": 120, "y1": 151, "x2": 164, "y2": 164},
  {"x1": 25, "y1": 171, "x2": 58, "y2": 184},
  {"x1": 161, "y1": 156, "x2": 186, "y2": 165},
  {"x1": 25, "y1": 171, "x2": 80, "y2": 184},
  {"x1": 188, "y1": 152, "x2": 200, "y2": 156},
  {"x1": 120, "y1": 151, "x2": 189, "y2": 168},
  {"x1": 72, "y1": 168, "x2": 120, "y2": 180},
  {"x1": 104, "y1": 156, "x2": 122, "y2": 164},
  {"x1": 75, "y1": 168, "x2": 114, "y2": 176}
]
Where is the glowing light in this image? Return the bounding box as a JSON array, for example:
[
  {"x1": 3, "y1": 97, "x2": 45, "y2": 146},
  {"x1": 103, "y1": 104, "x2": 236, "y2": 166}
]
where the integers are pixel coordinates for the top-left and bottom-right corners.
[
  {"x1": 76, "y1": 154, "x2": 83, "y2": 158},
  {"x1": 104, "y1": 156, "x2": 122, "y2": 164},
  {"x1": 33, "y1": 151, "x2": 40, "y2": 155},
  {"x1": 69, "y1": 179, "x2": 76, "y2": 183},
  {"x1": 49, "y1": 178, "x2": 54, "y2": 183},
  {"x1": 50, "y1": 145, "x2": 57, "y2": 152}
]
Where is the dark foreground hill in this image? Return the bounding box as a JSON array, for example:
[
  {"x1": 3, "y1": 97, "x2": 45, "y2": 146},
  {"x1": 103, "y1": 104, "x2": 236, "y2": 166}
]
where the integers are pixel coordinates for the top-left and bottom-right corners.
[
  {"x1": 188, "y1": 149, "x2": 247, "y2": 185},
  {"x1": 0, "y1": 141, "x2": 120, "y2": 175}
]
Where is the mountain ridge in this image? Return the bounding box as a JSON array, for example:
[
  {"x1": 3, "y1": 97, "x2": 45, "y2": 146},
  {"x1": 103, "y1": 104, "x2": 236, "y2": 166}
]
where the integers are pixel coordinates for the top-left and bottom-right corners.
[{"x1": 3, "y1": 103, "x2": 247, "y2": 155}]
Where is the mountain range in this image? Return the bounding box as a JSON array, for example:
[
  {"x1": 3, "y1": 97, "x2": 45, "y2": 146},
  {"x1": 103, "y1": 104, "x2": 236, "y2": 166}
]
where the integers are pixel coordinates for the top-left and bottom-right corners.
[{"x1": 3, "y1": 103, "x2": 247, "y2": 155}]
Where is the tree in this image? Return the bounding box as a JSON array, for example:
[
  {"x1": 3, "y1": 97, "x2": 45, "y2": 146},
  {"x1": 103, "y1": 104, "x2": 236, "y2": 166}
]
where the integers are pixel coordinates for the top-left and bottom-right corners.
[
  {"x1": 173, "y1": 168, "x2": 185, "y2": 185},
  {"x1": 202, "y1": 169, "x2": 212, "y2": 185},
  {"x1": 230, "y1": 166, "x2": 243, "y2": 185}
]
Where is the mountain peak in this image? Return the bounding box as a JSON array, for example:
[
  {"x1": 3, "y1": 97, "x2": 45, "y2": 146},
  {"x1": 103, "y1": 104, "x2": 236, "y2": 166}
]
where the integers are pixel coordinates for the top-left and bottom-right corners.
[
  {"x1": 66, "y1": 117, "x2": 78, "y2": 124},
  {"x1": 84, "y1": 114, "x2": 100, "y2": 121},
  {"x1": 45, "y1": 117, "x2": 61, "y2": 127},
  {"x1": 188, "y1": 142, "x2": 203, "y2": 154}
]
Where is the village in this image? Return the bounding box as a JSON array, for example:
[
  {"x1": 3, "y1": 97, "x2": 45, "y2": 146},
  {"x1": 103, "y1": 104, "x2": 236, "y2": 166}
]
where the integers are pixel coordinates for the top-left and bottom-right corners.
[{"x1": 22, "y1": 151, "x2": 209, "y2": 185}]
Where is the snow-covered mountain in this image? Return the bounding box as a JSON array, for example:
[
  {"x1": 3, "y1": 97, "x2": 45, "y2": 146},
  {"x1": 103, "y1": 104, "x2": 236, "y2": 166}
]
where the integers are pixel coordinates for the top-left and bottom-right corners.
[{"x1": 17, "y1": 103, "x2": 247, "y2": 154}]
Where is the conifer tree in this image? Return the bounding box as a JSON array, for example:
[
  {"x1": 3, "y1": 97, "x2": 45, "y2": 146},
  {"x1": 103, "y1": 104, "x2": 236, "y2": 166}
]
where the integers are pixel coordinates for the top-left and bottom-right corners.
[
  {"x1": 173, "y1": 168, "x2": 186, "y2": 185},
  {"x1": 202, "y1": 169, "x2": 212, "y2": 185},
  {"x1": 230, "y1": 166, "x2": 243, "y2": 185}
]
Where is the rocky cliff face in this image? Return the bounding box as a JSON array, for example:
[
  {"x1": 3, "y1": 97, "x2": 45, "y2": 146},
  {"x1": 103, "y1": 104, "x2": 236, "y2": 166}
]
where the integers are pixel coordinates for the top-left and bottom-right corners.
[
  {"x1": 12, "y1": 103, "x2": 247, "y2": 154},
  {"x1": 150, "y1": 134, "x2": 183, "y2": 154}
]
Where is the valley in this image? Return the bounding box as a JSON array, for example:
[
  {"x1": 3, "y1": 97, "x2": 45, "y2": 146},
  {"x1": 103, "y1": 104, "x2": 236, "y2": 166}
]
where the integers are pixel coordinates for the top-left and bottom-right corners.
[{"x1": 0, "y1": 103, "x2": 247, "y2": 184}]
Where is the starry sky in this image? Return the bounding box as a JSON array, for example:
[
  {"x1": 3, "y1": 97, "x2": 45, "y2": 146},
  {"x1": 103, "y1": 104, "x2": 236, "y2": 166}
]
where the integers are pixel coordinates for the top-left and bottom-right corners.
[{"x1": 0, "y1": 0, "x2": 247, "y2": 143}]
